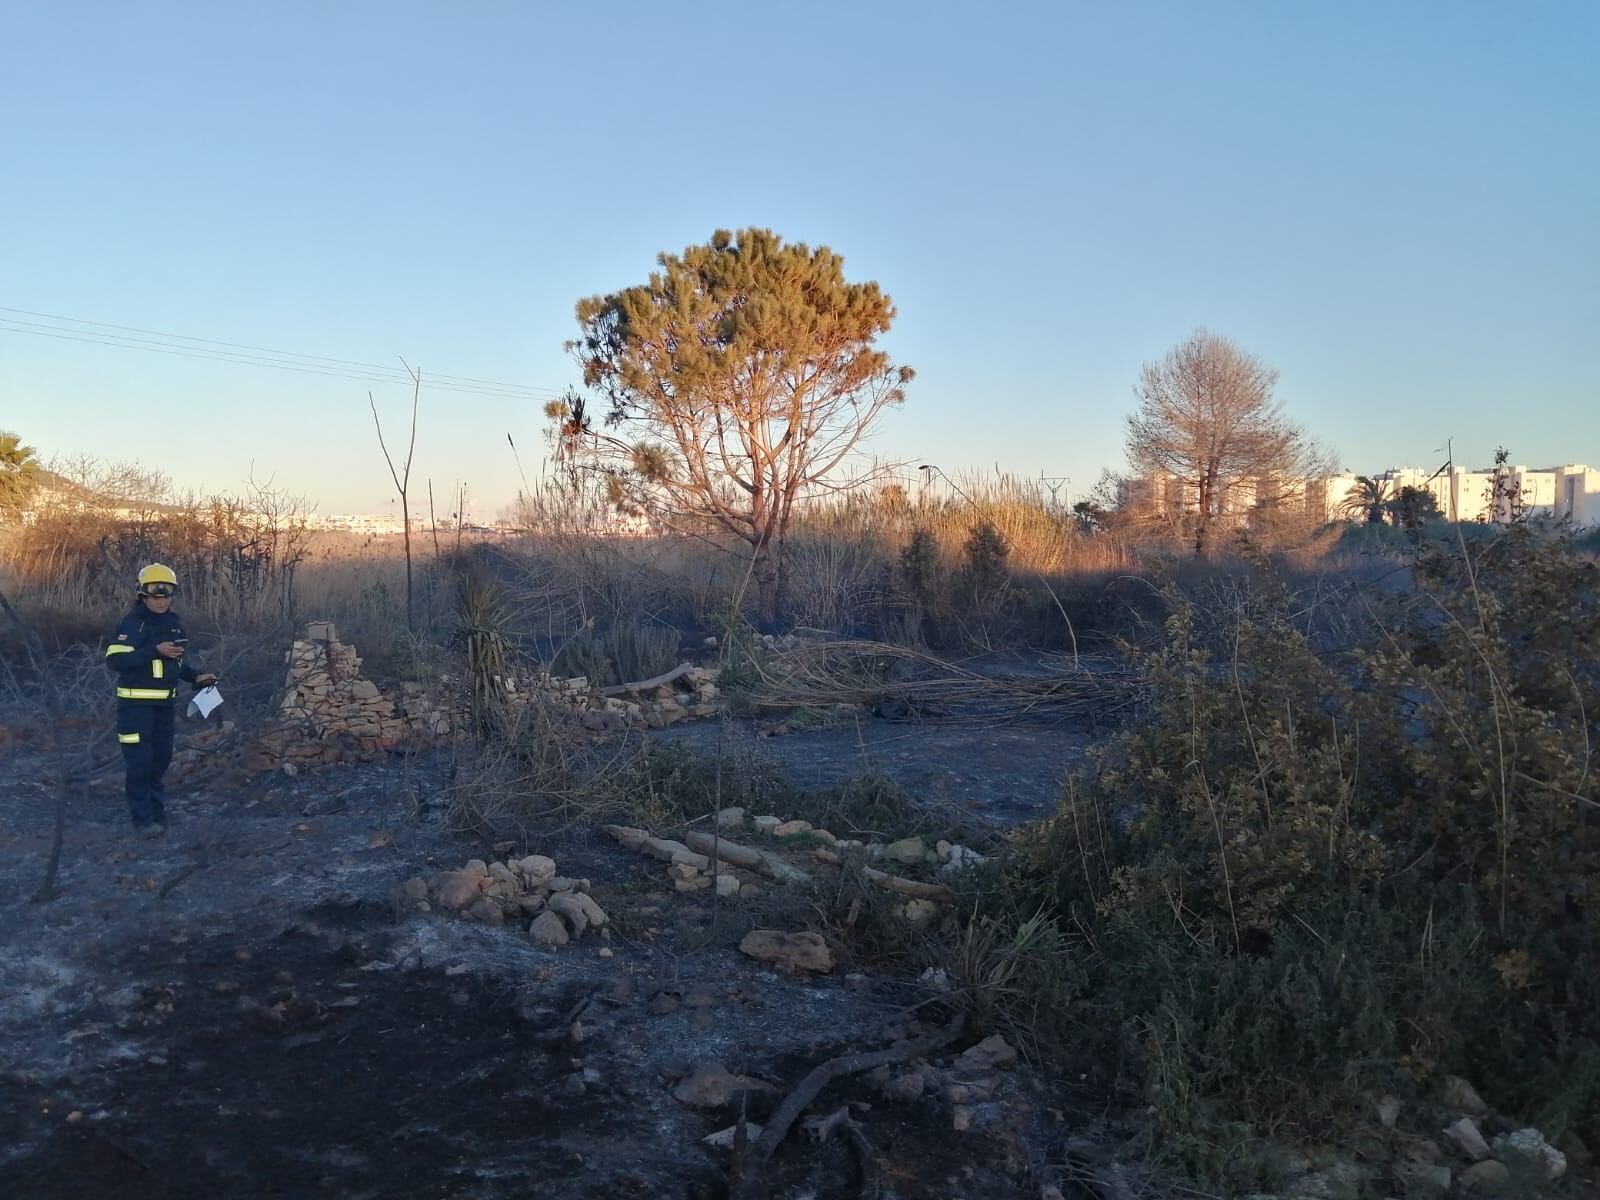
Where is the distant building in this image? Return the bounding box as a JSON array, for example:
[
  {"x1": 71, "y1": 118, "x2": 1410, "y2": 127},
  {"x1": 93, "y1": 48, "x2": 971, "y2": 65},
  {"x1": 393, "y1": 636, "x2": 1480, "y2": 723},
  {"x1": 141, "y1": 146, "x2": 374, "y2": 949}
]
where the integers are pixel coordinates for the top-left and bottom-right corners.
[{"x1": 1121, "y1": 462, "x2": 1600, "y2": 528}]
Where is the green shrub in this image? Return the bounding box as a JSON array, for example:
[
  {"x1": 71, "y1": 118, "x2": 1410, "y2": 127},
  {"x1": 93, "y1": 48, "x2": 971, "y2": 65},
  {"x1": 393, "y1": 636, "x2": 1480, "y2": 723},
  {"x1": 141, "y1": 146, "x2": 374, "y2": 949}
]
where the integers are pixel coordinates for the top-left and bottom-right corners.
[{"x1": 1005, "y1": 526, "x2": 1600, "y2": 1187}]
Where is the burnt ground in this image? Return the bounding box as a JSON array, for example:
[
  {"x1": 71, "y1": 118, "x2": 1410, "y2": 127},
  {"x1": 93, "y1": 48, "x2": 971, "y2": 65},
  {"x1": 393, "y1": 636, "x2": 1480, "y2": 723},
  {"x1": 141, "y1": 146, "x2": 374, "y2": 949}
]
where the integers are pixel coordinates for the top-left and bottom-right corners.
[
  {"x1": 0, "y1": 713, "x2": 1130, "y2": 1200},
  {"x1": 660, "y1": 715, "x2": 1095, "y2": 827}
]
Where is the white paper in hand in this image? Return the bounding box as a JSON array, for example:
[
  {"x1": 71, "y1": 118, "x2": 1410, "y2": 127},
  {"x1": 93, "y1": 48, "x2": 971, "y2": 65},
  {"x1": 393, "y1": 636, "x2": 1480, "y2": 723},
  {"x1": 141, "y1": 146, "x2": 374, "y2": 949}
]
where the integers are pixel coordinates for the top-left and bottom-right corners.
[{"x1": 187, "y1": 685, "x2": 224, "y2": 720}]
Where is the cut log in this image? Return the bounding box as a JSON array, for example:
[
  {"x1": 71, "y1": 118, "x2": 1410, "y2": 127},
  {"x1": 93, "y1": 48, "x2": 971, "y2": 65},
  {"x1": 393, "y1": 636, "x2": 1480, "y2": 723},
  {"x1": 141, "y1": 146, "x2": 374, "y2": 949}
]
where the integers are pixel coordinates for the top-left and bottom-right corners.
[
  {"x1": 684, "y1": 830, "x2": 812, "y2": 885},
  {"x1": 812, "y1": 845, "x2": 957, "y2": 902},
  {"x1": 600, "y1": 662, "x2": 693, "y2": 697},
  {"x1": 605, "y1": 824, "x2": 713, "y2": 871}
]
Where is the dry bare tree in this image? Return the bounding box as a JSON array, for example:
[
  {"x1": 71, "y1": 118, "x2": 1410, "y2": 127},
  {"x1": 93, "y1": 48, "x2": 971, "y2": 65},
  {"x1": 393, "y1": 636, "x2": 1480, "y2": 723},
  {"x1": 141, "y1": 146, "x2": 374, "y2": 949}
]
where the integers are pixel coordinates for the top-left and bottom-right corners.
[
  {"x1": 369, "y1": 361, "x2": 421, "y2": 629},
  {"x1": 1125, "y1": 329, "x2": 1326, "y2": 555},
  {"x1": 551, "y1": 227, "x2": 914, "y2": 622}
]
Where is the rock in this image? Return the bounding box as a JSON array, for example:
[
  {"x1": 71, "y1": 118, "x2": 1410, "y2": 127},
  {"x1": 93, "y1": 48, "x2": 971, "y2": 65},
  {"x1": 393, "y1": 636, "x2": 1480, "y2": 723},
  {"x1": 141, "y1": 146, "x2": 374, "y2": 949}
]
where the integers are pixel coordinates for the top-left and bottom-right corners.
[
  {"x1": 515, "y1": 855, "x2": 557, "y2": 887},
  {"x1": 597, "y1": 946, "x2": 614, "y2": 959},
  {"x1": 1440, "y1": 1075, "x2": 1489, "y2": 1117},
  {"x1": 1491, "y1": 1129, "x2": 1566, "y2": 1180},
  {"x1": 548, "y1": 877, "x2": 583, "y2": 892},
  {"x1": 935, "y1": 839, "x2": 953, "y2": 861},
  {"x1": 674, "y1": 876, "x2": 712, "y2": 892},
  {"x1": 739, "y1": 929, "x2": 833, "y2": 973},
  {"x1": 1392, "y1": 1162, "x2": 1451, "y2": 1196},
  {"x1": 811, "y1": 828, "x2": 838, "y2": 845},
  {"x1": 714, "y1": 873, "x2": 740, "y2": 898},
  {"x1": 1444, "y1": 1117, "x2": 1491, "y2": 1162},
  {"x1": 879, "y1": 1069, "x2": 926, "y2": 1102},
  {"x1": 703, "y1": 1123, "x2": 763, "y2": 1149},
  {"x1": 669, "y1": 862, "x2": 701, "y2": 882},
  {"x1": 752, "y1": 816, "x2": 782, "y2": 835},
  {"x1": 465, "y1": 896, "x2": 505, "y2": 925},
  {"x1": 548, "y1": 891, "x2": 607, "y2": 936},
  {"x1": 528, "y1": 911, "x2": 570, "y2": 947},
  {"x1": 885, "y1": 837, "x2": 927, "y2": 865},
  {"x1": 942, "y1": 845, "x2": 988, "y2": 873},
  {"x1": 350, "y1": 680, "x2": 381, "y2": 700},
  {"x1": 957, "y1": 1034, "x2": 1018, "y2": 1072},
  {"x1": 401, "y1": 877, "x2": 429, "y2": 902},
  {"x1": 952, "y1": 1105, "x2": 975, "y2": 1131},
  {"x1": 900, "y1": 899, "x2": 941, "y2": 925},
  {"x1": 773, "y1": 820, "x2": 813, "y2": 838},
  {"x1": 1374, "y1": 1093, "x2": 1401, "y2": 1129},
  {"x1": 464, "y1": 859, "x2": 488, "y2": 876},
  {"x1": 672, "y1": 1062, "x2": 777, "y2": 1109},
  {"x1": 683, "y1": 985, "x2": 718, "y2": 1008},
  {"x1": 516, "y1": 895, "x2": 545, "y2": 916},
  {"x1": 716, "y1": 807, "x2": 746, "y2": 830},
  {"x1": 919, "y1": 966, "x2": 953, "y2": 993},
  {"x1": 434, "y1": 870, "x2": 485, "y2": 911},
  {"x1": 1457, "y1": 1160, "x2": 1511, "y2": 1194}
]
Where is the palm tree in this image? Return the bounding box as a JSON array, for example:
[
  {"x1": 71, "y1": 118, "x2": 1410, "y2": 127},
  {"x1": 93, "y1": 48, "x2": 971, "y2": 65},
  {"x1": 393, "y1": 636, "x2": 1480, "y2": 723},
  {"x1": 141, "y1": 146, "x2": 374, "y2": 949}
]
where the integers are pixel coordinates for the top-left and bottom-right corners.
[
  {"x1": 0, "y1": 431, "x2": 41, "y2": 516},
  {"x1": 1341, "y1": 475, "x2": 1392, "y2": 525}
]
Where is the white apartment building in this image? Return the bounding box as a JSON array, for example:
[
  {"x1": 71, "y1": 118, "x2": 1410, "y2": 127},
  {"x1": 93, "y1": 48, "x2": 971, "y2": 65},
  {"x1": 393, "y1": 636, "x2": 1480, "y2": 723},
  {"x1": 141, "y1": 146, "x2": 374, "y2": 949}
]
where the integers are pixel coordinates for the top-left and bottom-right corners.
[{"x1": 1123, "y1": 463, "x2": 1600, "y2": 528}]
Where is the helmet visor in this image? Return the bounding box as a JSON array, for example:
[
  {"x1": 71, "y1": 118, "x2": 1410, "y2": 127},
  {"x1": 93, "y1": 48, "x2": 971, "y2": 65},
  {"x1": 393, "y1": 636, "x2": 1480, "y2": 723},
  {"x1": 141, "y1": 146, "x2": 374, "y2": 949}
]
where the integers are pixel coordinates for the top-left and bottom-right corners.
[{"x1": 141, "y1": 582, "x2": 177, "y2": 598}]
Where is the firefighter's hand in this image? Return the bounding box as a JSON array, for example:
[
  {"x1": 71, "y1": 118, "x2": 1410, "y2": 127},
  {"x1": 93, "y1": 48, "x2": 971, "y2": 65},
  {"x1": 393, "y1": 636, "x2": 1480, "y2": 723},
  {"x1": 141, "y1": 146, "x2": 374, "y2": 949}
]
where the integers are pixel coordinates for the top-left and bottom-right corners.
[
  {"x1": 195, "y1": 673, "x2": 218, "y2": 686},
  {"x1": 156, "y1": 642, "x2": 184, "y2": 659}
]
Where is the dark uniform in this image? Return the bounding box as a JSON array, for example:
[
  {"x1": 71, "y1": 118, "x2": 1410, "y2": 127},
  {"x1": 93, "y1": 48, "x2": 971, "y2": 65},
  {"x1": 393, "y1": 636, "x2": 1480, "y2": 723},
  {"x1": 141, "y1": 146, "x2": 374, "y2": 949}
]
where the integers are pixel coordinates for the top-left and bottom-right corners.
[{"x1": 104, "y1": 603, "x2": 201, "y2": 828}]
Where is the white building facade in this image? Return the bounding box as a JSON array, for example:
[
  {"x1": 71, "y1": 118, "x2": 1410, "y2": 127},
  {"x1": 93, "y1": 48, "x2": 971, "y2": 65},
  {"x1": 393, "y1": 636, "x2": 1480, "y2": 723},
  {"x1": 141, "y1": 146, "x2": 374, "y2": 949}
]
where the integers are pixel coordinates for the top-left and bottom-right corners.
[{"x1": 1122, "y1": 463, "x2": 1600, "y2": 528}]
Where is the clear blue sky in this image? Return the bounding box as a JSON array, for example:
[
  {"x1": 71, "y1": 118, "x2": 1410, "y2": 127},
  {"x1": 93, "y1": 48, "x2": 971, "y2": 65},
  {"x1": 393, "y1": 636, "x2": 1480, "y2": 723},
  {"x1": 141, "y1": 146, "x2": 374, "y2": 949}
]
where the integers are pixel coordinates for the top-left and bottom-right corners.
[{"x1": 3, "y1": 1, "x2": 1596, "y2": 515}]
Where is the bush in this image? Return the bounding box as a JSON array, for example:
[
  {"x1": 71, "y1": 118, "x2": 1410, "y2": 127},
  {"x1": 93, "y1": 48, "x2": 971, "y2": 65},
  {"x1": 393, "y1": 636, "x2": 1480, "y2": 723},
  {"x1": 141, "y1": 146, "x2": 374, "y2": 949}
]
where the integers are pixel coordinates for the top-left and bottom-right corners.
[{"x1": 1004, "y1": 525, "x2": 1600, "y2": 1188}]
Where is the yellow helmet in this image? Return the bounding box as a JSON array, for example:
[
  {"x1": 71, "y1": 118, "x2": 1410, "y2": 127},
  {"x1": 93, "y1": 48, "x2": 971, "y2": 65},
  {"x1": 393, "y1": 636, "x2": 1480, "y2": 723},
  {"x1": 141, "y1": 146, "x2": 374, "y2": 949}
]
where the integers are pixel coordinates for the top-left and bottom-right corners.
[{"x1": 137, "y1": 563, "x2": 179, "y2": 594}]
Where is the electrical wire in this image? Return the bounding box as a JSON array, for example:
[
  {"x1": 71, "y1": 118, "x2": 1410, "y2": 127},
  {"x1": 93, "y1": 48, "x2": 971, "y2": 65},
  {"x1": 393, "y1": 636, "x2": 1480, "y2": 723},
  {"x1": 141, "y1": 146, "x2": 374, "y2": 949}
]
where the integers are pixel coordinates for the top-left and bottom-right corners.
[{"x1": 0, "y1": 304, "x2": 566, "y2": 400}]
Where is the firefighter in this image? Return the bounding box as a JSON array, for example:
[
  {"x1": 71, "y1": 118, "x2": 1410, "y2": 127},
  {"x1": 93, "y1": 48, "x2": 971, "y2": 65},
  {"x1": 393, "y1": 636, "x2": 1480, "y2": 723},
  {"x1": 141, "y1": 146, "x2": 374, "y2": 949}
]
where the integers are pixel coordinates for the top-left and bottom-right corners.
[{"x1": 104, "y1": 564, "x2": 217, "y2": 835}]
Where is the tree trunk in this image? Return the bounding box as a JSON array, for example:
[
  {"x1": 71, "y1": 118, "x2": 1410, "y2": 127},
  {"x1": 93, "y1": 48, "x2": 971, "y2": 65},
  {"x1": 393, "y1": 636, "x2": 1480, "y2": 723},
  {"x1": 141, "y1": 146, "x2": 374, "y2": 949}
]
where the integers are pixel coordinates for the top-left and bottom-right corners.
[
  {"x1": 401, "y1": 498, "x2": 414, "y2": 630},
  {"x1": 753, "y1": 540, "x2": 780, "y2": 627}
]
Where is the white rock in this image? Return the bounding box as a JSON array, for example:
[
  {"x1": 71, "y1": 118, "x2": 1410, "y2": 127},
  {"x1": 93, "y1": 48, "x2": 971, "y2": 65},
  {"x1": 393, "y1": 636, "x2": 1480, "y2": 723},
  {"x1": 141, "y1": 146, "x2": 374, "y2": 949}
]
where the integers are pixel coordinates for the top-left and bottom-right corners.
[
  {"x1": 773, "y1": 820, "x2": 812, "y2": 838},
  {"x1": 1491, "y1": 1128, "x2": 1566, "y2": 1180},
  {"x1": 515, "y1": 855, "x2": 558, "y2": 887},
  {"x1": 1440, "y1": 1075, "x2": 1489, "y2": 1116},
  {"x1": 885, "y1": 837, "x2": 926, "y2": 865},
  {"x1": 529, "y1": 910, "x2": 569, "y2": 946},
  {"x1": 1444, "y1": 1116, "x2": 1490, "y2": 1162},
  {"x1": 548, "y1": 891, "x2": 607, "y2": 935},
  {"x1": 714, "y1": 873, "x2": 740, "y2": 897},
  {"x1": 752, "y1": 815, "x2": 782, "y2": 834},
  {"x1": 702, "y1": 1123, "x2": 762, "y2": 1149},
  {"x1": 716, "y1": 807, "x2": 746, "y2": 830},
  {"x1": 942, "y1": 845, "x2": 989, "y2": 873}
]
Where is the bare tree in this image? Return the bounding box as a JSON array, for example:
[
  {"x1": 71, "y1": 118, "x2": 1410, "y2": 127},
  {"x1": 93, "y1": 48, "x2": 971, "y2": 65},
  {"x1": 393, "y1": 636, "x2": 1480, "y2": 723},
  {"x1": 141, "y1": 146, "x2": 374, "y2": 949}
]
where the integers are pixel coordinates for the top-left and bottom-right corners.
[
  {"x1": 369, "y1": 362, "x2": 421, "y2": 629},
  {"x1": 0, "y1": 588, "x2": 110, "y2": 901},
  {"x1": 553, "y1": 228, "x2": 913, "y2": 622},
  {"x1": 1125, "y1": 330, "x2": 1324, "y2": 555}
]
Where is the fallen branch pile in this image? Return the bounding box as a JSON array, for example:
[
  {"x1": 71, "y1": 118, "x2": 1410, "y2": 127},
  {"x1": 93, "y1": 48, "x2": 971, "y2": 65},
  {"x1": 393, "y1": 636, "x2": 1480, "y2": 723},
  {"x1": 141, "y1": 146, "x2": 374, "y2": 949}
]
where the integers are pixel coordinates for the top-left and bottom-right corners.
[{"x1": 747, "y1": 639, "x2": 1139, "y2": 721}]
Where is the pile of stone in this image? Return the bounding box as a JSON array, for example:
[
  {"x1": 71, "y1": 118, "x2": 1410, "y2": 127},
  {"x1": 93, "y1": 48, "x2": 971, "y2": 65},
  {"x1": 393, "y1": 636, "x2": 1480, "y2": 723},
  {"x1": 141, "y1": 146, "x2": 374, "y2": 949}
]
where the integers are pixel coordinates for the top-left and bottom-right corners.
[
  {"x1": 403, "y1": 855, "x2": 609, "y2": 948},
  {"x1": 247, "y1": 622, "x2": 435, "y2": 771},
  {"x1": 246, "y1": 622, "x2": 726, "y2": 773}
]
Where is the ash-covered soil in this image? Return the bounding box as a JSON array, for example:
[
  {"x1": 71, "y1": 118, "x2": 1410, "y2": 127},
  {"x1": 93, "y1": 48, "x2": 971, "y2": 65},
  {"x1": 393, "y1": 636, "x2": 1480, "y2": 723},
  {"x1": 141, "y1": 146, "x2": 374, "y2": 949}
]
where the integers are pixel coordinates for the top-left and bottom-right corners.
[{"x1": 0, "y1": 716, "x2": 1125, "y2": 1200}]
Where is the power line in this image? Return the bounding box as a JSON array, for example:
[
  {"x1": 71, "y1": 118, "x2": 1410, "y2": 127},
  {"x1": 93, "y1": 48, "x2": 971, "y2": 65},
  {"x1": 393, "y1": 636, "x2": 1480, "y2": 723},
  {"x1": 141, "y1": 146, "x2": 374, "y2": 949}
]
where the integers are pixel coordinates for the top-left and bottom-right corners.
[{"x1": 0, "y1": 303, "x2": 567, "y2": 400}]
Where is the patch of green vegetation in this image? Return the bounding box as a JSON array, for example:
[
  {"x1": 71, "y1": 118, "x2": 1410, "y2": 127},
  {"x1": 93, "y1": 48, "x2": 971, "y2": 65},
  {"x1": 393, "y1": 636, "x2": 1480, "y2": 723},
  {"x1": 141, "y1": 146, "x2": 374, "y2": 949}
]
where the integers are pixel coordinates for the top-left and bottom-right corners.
[{"x1": 988, "y1": 525, "x2": 1600, "y2": 1191}]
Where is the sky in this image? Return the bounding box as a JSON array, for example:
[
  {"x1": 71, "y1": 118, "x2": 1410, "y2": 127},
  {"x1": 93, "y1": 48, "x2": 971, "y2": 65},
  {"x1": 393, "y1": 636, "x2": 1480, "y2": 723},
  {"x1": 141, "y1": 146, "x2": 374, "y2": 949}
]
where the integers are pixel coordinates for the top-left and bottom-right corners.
[{"x1": 2, "y1": 1, "x2": 1596, "y2": 516}]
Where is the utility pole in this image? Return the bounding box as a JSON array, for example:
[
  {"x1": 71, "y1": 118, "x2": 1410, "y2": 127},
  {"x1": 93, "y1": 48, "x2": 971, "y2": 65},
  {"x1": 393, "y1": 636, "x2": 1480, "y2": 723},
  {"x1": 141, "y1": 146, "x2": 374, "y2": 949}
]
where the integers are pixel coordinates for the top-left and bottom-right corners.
[{"x1": 1039, "y1": 472, "x2": 1070, "y2": 508}]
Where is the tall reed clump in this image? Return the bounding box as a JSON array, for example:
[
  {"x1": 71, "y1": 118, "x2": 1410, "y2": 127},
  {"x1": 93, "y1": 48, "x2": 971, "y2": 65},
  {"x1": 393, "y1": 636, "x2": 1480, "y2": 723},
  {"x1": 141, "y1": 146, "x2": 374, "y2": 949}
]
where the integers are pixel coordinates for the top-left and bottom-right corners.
[{"x1": 1002, "y1": 525, "x2": 1600, "y2": 1189}]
